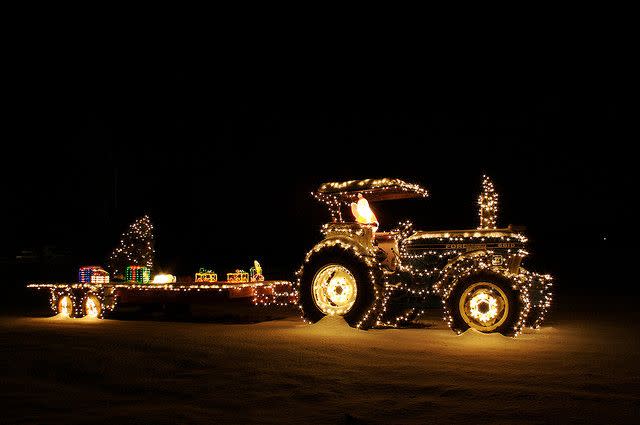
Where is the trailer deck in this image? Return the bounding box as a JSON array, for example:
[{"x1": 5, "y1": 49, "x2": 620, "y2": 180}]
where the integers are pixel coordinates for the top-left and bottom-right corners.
[{"x1": 28, "y1": 280, "x2": 297, "y2": 318}]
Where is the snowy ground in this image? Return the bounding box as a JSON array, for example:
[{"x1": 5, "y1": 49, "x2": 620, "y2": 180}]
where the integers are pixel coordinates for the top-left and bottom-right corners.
[{"x1": 1, "y1": 302, "x2": 639, "y2": 424}]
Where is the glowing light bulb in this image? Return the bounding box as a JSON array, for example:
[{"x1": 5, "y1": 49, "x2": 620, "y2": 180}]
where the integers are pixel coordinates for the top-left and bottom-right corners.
[{"x1": 152, "y1": 274, "x2": 176, "y2": 284}]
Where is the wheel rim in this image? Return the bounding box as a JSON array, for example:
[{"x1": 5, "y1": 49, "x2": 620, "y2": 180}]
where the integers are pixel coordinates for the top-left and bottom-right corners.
[
  {"x1": 459, "y1": 282, "x2": 509, "y2": 332},
  {"x1": 312, "y1": 264, "x2": 358, "y2": 316},
  {"x1": 84, "y1": 295, "x2": 101, "y2": 318},
  {"x1": 58, "y1": 295, "x2": 73, "y2": 317}
]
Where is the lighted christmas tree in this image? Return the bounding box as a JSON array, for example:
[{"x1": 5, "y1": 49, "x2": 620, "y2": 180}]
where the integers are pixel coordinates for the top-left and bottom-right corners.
[
  {"x1": 108, "y1": 215, "x2": 154, "y2": 278},
  {"x1": 478, "y1": 175, "x2": 498, "y2": 229}
]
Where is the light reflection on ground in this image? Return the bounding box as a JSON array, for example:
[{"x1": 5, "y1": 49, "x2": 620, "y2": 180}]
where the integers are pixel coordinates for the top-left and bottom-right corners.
[{"x1": 2, "y1": 308, "x2": 638, "y2": 424}]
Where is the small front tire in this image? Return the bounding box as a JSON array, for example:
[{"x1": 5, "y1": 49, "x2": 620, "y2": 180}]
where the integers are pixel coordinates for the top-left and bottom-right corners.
[{"x1": 447, "y1": 272, "x2": 521, "y2": 336}]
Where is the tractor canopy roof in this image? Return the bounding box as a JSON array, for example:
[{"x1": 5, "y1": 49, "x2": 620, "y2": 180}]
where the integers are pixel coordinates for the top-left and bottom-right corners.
[{"x1": 314, "y1": 178, "x2": 429, "y2": 203}]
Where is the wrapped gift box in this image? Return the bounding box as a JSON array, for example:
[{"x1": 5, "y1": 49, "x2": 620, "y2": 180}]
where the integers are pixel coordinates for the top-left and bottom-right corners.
[
  {"x1": 79, "y1": 266, "x2": 110, "y2": 284},
  {"x1": 227, "y1": 271, "x2": 249, "y2": 283},
  {"x1": 126, "y1": 265, "x2": 151, "y2": 284},
  {"x1": 195, "y1": 268, "x2": 218, "y2": 283}
]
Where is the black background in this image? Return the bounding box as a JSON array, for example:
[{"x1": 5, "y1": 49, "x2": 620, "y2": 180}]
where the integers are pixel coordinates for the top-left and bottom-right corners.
[{"x1": 1, "y1": 47, "x2": 631, "y2": 310}]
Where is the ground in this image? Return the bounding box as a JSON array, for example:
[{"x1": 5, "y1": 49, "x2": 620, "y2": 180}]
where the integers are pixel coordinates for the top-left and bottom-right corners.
[{"x1": 1, "y1": 298, "x2": 639, "y2": 424}]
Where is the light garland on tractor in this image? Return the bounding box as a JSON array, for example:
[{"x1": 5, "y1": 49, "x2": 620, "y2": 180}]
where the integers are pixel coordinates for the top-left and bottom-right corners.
[
  {"x1": 298, "y1": 238, "x2": 553, "y2": 336},
  {"x1": 313, "y1": 178, "x2": 429, "y2": 222},
  {"x1": 295, "y1": 237, "x2": 383, "y2": 327},
  {"x1": 431, "y1": 251, "x2": 553, "y2": 337},
  {"x1": 297, "y1": 177, "x2": 553, "y2": 336},
  {"x1": 478, "y1": 175, "x2": 498, "y2": 230}
]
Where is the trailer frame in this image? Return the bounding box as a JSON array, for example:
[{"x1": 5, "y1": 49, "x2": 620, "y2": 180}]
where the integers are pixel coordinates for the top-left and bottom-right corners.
[{"x1": 28, "y1": 280, "x2": 297, "y2": 318}]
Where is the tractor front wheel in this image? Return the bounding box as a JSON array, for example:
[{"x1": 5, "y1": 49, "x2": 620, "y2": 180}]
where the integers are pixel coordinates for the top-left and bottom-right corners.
[{"x1": 447, "y1": 272, "x2": 521, "y2": 336}]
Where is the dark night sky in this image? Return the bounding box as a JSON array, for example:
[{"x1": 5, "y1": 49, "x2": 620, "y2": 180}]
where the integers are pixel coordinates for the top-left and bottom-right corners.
[{"x1": 1, "y1": 54, "x2": 630, "y2": 295}]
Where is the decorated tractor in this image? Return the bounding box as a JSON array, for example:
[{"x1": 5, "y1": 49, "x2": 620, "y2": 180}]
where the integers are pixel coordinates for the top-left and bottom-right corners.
[{"x1": 297, "y1": 177, "x2": 552, "y2": 336}]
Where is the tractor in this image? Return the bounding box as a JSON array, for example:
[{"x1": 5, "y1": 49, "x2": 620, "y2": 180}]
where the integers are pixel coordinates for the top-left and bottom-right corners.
[{"x1": 297, "y1": 177, "x2": 552, "y2": 336}]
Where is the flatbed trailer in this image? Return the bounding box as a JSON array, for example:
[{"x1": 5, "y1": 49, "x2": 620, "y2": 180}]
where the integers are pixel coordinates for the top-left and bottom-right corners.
[{"x1": 27, "y1": 280, "x2": 297, "y2": 318}]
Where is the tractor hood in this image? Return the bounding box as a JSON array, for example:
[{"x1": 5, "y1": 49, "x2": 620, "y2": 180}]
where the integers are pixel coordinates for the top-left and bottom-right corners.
[{"x1": 403, "y1": 227, "x2": 528, "y2": 252}]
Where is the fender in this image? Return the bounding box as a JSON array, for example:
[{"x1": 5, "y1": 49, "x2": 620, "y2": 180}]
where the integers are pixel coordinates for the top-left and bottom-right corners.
[{"x1": 303, "y1": 235, "x2": 378, "y2": 267}]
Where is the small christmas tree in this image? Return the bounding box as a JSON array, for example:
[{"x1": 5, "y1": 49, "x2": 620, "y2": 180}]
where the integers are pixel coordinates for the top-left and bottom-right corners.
[
  {"x1": 108, "y1": 215, "x2": 154, "y2": 278},
  {"x1": 478, "y1": 175, "x2": 498, "y2": 229}
]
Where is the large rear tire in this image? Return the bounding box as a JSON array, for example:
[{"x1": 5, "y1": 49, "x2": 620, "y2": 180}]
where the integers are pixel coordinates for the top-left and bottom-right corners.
[
  {"x1": 298, "y1": 247, "x2": 381, "y2": 328},
  {"x1": 447, "y1": 272, "x2": 521, "y2": 336}
]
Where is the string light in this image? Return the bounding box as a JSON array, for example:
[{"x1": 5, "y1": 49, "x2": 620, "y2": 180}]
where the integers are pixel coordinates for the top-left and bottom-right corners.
[
  {"x1": 478, "y1": 175, "x2": 498, "y2": 229},
  {"x1": 313, "y1": 178, "x2": 429, "y2": 222},
  {"x1": 28, "y1": 280, "x2": 297, "y2": 317}
]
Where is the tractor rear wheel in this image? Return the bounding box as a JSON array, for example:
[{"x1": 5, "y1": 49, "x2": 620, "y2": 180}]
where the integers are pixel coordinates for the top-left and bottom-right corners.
[{"x1": 298, "y1": 247, "x2": 381, "y2": 329}]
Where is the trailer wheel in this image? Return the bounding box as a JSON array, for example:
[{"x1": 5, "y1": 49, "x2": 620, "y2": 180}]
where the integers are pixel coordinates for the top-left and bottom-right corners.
[
  {"x1": 447, "y1": 272, "x2": 520, "y2": 336},
  {"x1": 57, "y1": 295, "x2": 74, "y2": 318},
  {"x1": 83, "y1": 294, "x2": 102, "y2": 318},
  {"x1": 299, "y1": 247, "x2": 380, "y2": 328}
]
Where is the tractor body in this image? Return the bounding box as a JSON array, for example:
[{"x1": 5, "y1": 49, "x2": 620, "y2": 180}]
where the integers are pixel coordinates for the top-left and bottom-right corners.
[{"x1": 298, "y1": 178, "x2": 552, "y2": 336}]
